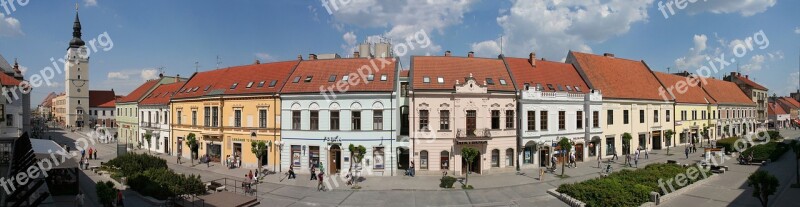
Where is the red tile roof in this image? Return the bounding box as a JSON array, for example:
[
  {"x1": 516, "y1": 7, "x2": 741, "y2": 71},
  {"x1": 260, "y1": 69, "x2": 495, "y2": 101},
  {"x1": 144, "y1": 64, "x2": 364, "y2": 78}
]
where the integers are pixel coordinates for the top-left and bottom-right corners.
[
  {"x1": 400, "y1": 70, "x2": 409, "y2": 77},
  {"x1": 769, "y1": 102, "x2": 787, "y2": 115},
  {"x1": 653, "y1": 72, "x2": 715, "y2": 104},
  {"x1": 118, "y1": 79, "x2": 159, "y2": 103},
  {"x1": 411, "y1": 56, "x2": 515, "y2": 91},
  {"x1": 173, "y1": 60, "x2": 300, "y2": 99},
  {"x1": 282, "y1": 58, "x2": 396, "y2": 93},
  {"x1": 505, "y1": 57, "x2": 590, "y2": 93},
  {"x1": 702, "y1": 78, "x2": 755, "y2": 106},
  {"x1": 0, "y1": 72, "x2": 20, "y2": 86},
  {"x1": 89, "y1": 90, "x2": 116, "y2": 108},
  {"x1": 140, "y1": 82, "x2": 184, "y2": 106},
  {"x1": 40, "y1": 92, "x2": 58, "y2": 107},
  {"x1": 731, "y1": 73, "x2": 768, "y2": 91},
  {"x1": 778, "y1": 97, "x2": 800, "y2": 108},
  {"x1": 568, "y1": 51, "x2": 669, "y2": 101}
]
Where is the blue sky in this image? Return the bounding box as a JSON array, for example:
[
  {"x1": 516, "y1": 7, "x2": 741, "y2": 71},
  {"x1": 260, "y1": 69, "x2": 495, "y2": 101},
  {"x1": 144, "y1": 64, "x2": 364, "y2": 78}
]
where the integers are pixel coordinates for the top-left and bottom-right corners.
[{"x1": 0, "y1": 0, "x2": 797, "y2": 107}]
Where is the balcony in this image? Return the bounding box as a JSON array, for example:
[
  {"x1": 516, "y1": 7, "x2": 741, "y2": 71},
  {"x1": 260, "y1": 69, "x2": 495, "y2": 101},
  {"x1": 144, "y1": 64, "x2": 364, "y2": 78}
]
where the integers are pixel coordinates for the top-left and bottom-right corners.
[
  {"x1": 456, "y1": 128, "x2": 491, "y2": 138},
  {"x1": 140, "y1": 122, "x2": 152, "y2": 128}
]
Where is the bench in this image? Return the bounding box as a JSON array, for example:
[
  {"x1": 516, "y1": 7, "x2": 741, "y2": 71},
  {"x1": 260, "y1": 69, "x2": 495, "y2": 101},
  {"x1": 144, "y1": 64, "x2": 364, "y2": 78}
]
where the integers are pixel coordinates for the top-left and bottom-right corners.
[{"x1": 206, "y1": 181, "x2": 225, "y2": 192}]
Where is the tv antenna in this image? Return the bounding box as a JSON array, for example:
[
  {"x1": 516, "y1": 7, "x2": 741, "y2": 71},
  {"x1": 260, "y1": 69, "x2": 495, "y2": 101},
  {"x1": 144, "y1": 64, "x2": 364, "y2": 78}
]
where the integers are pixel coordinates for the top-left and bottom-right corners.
[
  {"x1": 195, "y1": 61, "x2": 200, "y2": 73},
  {"x1": 216, "y1": 55, "x2": 222, "y2": 69}
]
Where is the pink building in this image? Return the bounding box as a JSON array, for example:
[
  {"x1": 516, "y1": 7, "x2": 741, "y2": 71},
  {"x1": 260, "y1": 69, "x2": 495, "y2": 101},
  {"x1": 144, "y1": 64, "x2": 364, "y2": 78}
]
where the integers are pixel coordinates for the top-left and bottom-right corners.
[{"x1": 409, "y1": 52, "x2": 517, "y2": 175}]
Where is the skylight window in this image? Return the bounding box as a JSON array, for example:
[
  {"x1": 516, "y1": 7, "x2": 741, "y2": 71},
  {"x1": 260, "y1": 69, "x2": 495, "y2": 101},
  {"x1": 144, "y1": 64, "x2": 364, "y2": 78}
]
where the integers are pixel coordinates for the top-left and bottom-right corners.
[
  {"x1": 536, "y1": 83, "x2": 543, "y2": 91},
  {"x1": 258, "y1": 81, "x2": 266, "y2": 87},
  {"x1": 499, "y1": 78, "x2": 507, "y2": 85},
  {"x1": 486, "y1": 78, "x2": 495, "y2": 85},
  {"x1": 179, "y1": 88, "x2": 186, "y2": 93},
  {"x1": 566, "y1": 85, "x2": 572, "y2": 91},
  {"x1": 547, "y1": 84, "x2": 554, "y2": 91},
  {"x1": 367, "y1": 74, "x2": 374, "y2": 81},
  {"x1": 231, "y1": 83, "x2": 239, "y2": 89},
  {"x1": 437, "y1": 77, "x2": 444, "y2": 84},
  {"x1": 292, "y1": 76, "x2": 301, "y2": 83},
  {"x1": 204, "y1": 85, "x2": 211, "y2": 91},
  {"x1": 269, "y1": 80, "x2": 277, "y2": 87},
  {"x1": 423, "y1": 76, "x2": 430, "y2": 83},
  {"x1": 328, "y1": 75, "x2": 337, "y2": 82},
  {"x1": 557, "y1": 84, "x2": 564, "y2": 91},
  {"x1": 342, "y1": 75, "x2": 350, "y2": 82},
  {"x1": 192, "y1": 87, "x2": 198, "y2": 92},
  {"x1": 524, "y1": 83, "x2": 530, "y2": 90},
  {"x1": 575, "y1": 86, "x2": 582, "y2": 92},
  {"x1": 246, "y1": 82, "x2": 254, "y2": 88},
  {"x1": 380, "y1": 74, "x2": 388, "y2": 81}
]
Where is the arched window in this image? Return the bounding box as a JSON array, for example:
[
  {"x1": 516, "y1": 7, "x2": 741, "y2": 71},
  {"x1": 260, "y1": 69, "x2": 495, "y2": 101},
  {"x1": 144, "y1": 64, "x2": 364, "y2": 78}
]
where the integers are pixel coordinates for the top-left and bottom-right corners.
[
  {"x1": 420, "y1": 150, "x2": 429, "y2": 170},
  {"x1": 491, "y1": 149, "x2": 500, "y2": 167},
  {"x1": 440, "y1": 151, "x2": 449, "y2": 170},
  {"x1": 506, "y1": 148, "x2": 514, "y2": 167}
]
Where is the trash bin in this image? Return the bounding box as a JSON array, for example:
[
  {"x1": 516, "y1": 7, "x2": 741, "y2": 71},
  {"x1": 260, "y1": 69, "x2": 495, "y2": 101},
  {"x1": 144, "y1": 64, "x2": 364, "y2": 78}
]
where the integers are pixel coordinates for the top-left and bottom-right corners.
[{"x1": 650, "y1": 191, "x2": 660, "y2": 205}]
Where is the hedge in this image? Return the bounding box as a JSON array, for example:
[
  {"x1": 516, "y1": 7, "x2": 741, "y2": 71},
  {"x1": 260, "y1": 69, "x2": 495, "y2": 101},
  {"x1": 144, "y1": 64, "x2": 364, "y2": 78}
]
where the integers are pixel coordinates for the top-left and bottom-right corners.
[
  {"x1": 104, "y1": 153, "x2": 167, "y2": 177},
  {"x1": 741, "y1": 142, "x2": 789, "y2": 161},
  {"x1": 717, "y1": 137, "x2": 749, "y2": 153},
  {"x1": 556, "y1": 163, "x2": 708, "y2": 207},
  {"x1": 105, "y1": 153, "x2": 204, "y2": 200}
]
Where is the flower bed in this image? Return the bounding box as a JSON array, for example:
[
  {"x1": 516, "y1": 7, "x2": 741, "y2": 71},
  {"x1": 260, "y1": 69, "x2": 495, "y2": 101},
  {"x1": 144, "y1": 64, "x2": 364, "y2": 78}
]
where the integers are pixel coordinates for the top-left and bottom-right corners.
[
  {"x1": 103, "y1": 153, "x2": 204, "y2": 200},
  {"x1": 556, "y1": 163, "x2": 707, "y2": 207}
]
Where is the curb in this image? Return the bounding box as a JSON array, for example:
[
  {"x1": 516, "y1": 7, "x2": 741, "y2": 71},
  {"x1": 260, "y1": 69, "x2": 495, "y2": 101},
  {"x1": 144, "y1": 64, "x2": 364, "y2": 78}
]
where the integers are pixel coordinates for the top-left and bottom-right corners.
[{"x1": 547, "y1": 188, "x2": 585, "y2": 207}]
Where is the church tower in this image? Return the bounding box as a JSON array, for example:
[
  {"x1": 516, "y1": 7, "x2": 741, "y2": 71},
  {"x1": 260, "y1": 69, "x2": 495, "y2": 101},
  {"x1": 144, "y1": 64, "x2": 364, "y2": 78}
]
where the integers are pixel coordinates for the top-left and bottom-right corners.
[{"x1": 65, "y1": 5, "x2": 89, "y2": 128}]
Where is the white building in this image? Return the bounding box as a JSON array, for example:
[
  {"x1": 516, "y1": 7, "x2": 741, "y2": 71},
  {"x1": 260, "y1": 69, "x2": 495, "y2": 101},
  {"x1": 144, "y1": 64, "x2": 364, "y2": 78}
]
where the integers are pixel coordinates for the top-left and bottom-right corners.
[
  {"x1": 768, "y1": 102, "x2": 789, "y2": 129},
  {"x1": 64, "y1": 11, "x2": 90, "y2": 128},
  {"x1": 138, "y1": 82, "x2": 183, "y2": 154},
  {"x1": 88, "y1": 90, "x2": 116, "y2": 128}
]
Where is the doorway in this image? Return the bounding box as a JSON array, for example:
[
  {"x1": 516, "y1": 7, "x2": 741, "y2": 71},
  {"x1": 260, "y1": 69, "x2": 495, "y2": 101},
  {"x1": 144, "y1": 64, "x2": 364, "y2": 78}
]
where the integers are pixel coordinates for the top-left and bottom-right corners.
[
  {"x1": 539, "y1": 148, "x2": 550, "y2": 167},
  {"x1": 164, "y1": 137, "x2": 170, "y2": 154},
  {"x1": 575, "y1": 144, "x2": 584, "y2": 162},
  {"x1": 466, "y1": 110, "x2": 477, "y2": 136},
  {"x1": 461, "y1": 152, "x2": 481, "y2": 174},
  {"x1": 652, "y1": 132, "x2": 662, "y2": 150},
  {"x1": 329, "y1": 145, "x2": 341, "y2": 174},
  {"x1": 397, "y1": 148, "x2": 409, "y2": 170}
]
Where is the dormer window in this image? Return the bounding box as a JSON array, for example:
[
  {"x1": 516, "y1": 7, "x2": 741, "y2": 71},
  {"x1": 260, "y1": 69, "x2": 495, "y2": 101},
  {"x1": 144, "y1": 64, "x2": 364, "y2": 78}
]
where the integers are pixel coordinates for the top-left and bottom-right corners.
[
  {"x1": 192, "y1": 87, "x2": 199, "y2": 92},
  {"x1": 547, "y1": 84, "x2": 554, "y2": 91},
  {"x1": 204, "y1": 85, "x2": 211, "y2": 91},
  {"x1": 292, "y1": 76, "x2": 301, "y2": 83},
  {"x1": 423, "y1": 76, "x2": 430, "y2": 83},
  {"x1": 342, "y1": 75, "x2": 350, "y2": 82},
  {"x1": 536, "y1": 83, "x2": 543, "y2": 91},
  {"x1": 499, "y1": 78, "x2": 507, "y2": 85},
  {"x1": 566, "y1": 85, "x2": 572, "y2": 91},
  {"x1": 269, "y1": 80, "x2": 277, "y2": 87},
  {"x1": 380, "y1": 74, "x2": 388, "y2": 81},
  {"x1": 230, "y1": 83, "x2": 239, "y2": 89},
  {"x1": 524, "y1": 83, "x2": 530, "y2": 90},
  {"x1": 305, "y1": 76, "x2": 313, "y2": 82},
  {"x1": 486, "y1": 78, "x2": 495, "y2": 85},
  {"x1": 575, "y1": 86, "x2": 582, "y2": 92},
  {"x1": 328, "y1": 75, "x2": 337, "y2": 82},
  {"x1": 258, "y1": 81, "x2": 266, "y2": 87},
  {"x1": 246, "y1": 82, "x2": 254, "y2": 88},
  {"x1": 367, "y1": 74, "x2": 375, "y2": 81},
  {"x1": 437, "y1": 77, "x2": 444, "y2": 84},
  {"x1": 557, "y1": 84, "x2": 563, "y2": 91}
]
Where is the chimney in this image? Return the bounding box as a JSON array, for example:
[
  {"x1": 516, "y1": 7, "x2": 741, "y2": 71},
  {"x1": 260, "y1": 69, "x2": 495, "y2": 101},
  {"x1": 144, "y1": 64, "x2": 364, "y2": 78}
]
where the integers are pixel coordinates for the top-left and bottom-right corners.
[
  {"x1": 529, "y1": 52, "x2": 536, "y2": 67},
  {"x1": 254, "y1": 59, "x2": 261, "y2": 65},
  {"x1": 176, "y1": 74, "x2": 180, "y2": 82},
  {"x1": 308, "y1": 54, "x2": 317, "y2": 60},
  {"x1": 159, "y1": 73, "x2": 164, "y2": 79},
  {"x1": 603, "y1": 53, "x2": 615, "y2": 58},
  {"x1": 745, "y1": 75, "x2": 748, "y2": 79},
  {"x1": 467, "y1": 51, "x2": 474, "y2": 58},
  {"x1": 353, "y1": 51, "x2": 360, "y2": 58},
  {"x1": 444, "y1": 50, "x2": 451, "y2": 57}
]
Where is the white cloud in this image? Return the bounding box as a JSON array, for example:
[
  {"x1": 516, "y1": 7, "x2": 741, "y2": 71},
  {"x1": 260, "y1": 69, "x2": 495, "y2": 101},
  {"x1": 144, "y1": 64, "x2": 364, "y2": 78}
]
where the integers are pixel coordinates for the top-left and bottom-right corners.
[
  {"x1": 674, "y1": 34, "x2": 710, "y2": 70},
  {"x1": 18, "y1": 65, "x2": 27, "y2": 75},
  {"x1": 795, "y1": 27, "x2": 800, "y2": 34},
  {"x1": 107, "y1": 72, "x2": 129, "y2": 80},
  {"x1": 343, "y1": 31, "x2": 357, "y2": 45},
  {"x1": 740, "y1": 54, "x2": 766, "y2": 73},
  {"x1": 782, "y1": 72, "x2": 799, "y2": 95},
  {"x1": 0, "y1": 13, "x2": 23, "y2": 37},
  {"x1": 255, "y1": 53, "x2": 275, "y2": 62},
  {"x1": 470, "y1": 37, "x2": 502, "y2": 58},
  {"x1": 683, "y1": 0, "x2": 776, "y2": 17},
  {"x1": 474, "y1": 0, "x2": 652, "y2": 60},
  {"x1": 84, "y1": 0, "x2": 98, "y2": 7},
  {"x1": 140, "y1": 68, "x2": 159, "y2": 80},
  {"x1": 767, "y1": 51, "x2": 784, "y2": 60}
]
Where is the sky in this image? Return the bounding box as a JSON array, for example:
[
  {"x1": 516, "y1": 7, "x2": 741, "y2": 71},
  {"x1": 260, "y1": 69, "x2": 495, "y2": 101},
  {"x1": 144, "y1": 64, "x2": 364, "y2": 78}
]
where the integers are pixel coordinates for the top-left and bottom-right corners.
[{"x1": 0, "y1": 0, "x2": 798, "y2": 108}]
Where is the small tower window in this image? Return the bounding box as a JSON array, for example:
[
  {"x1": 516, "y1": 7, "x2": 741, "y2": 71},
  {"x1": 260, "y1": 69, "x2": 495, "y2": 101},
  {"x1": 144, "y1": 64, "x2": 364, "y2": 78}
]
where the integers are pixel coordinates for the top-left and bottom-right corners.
[{"x1": 77, "y1": 75, "x2": 81, "y2": 79}]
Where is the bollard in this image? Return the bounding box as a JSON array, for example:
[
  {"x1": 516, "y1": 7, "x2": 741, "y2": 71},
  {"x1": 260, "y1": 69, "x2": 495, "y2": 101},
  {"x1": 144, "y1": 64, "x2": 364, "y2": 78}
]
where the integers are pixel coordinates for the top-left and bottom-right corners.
[{"x1": 650, "y1": 191, "x2": 660, "y2": 205}]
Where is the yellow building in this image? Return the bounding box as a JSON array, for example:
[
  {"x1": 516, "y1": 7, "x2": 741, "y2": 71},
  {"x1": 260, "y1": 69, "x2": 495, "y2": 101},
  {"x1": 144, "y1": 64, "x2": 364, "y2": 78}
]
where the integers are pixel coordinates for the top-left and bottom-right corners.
[
  {"x1": 171, "y1": 60, "x2": 299, "y2": 170},
  {"x1": 51, "y1": 93, "x2": 66, "y2": 126},
  {"x1": 654, "y1": 72, "x2": 717, "y2": 147}
]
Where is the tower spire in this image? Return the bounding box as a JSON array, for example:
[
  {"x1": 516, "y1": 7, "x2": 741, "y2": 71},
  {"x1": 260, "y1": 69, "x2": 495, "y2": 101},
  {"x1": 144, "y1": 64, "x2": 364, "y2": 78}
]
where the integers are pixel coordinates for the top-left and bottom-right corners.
[{"x1": 69, "y1": 4, "x2": 85, "y2": 49}]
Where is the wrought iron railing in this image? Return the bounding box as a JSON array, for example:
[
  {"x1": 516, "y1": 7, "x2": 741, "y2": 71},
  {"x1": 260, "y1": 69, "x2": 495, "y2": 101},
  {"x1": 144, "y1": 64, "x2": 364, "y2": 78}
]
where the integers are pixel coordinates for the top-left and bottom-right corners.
[{"x1": 456, "y1": 128, "x2": 491, "y2": 138}]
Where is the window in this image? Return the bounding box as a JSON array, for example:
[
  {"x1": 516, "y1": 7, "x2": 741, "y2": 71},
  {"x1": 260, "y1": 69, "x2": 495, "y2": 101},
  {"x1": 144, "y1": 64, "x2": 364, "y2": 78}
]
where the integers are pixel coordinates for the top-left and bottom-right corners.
[
  {"x1": 419, "y1": 110, "x2": 429, "y2": 130},
  {"x1": 351, "y1": 111, "x2": 361, "y2": 130},
  {"x1": 373, "y1": 110, "x2": 383, "y2": 130},
  {"x1": 576, "y1": 111, "x2": 583, "y2": 129},
  {"x1": 269, "y1": 80, "x2": 277, "y2": 87},
  {"x1": 420, "y1": 150, "x2": 428, "y2": 170},
  {"x1": 192, "y1": 110, "x2": 197, "y2": 126},
  {"x1": 491, "y1": 149, "x2": 500, "y2": 167},
  {"x1": 623, "y1": 110, "x2": 629, "y2": 124},
  {"x1": 367, "y1": 74, "x2": 374, "y2": 81},
  {"x1": 423, "y1": 76, "x2": 430, "y2": 83},
  {"x1": 506, "y1": 110, "x2": 514, "y2": 129},
  {"x1": 374, "y1": 147, "x2": 385, "y2": 169},
  {"x1": 440, "y1": 110, "x2": 450, "y2": 130},
  {"x1": 639, "y1": 110, "x2": 645, "y2": 123},
  {"x1": 557, "y1": 85, "x2": 564, "y2": 91},
  {"x1": 491, "y1": 110, "x2": 501, "y2": 129},
  {"x1": 666, "y1": 110, "x2": 671, "y2": 122},
  {"x1": 5, "y1": 114, "x2": 11, "y2": 126},
  {"x1": 566, "y1": 85, "x2": 572, "y2": 91},
  {"x1": 499, "y1": 79, "x2": 507, "y2": 85},
  {"x1": 177, "y1": 111, "x2": 182, "y2": 125},
  {"x1": 401, "y1": 82, "x2": 409, "y2": 97},
  {"x1": 506, "y1": 148, "x2": 514, "y2": 167},
  {"x1": 593, "y1": 111, "x2": 599, "y2": 128},
  {"x1": 440, "y1": 151, "x2": 449, "y2": 170},
  {"x1": 575, "y1": 86, "x2": 582, "y2": 92},
  {"x1": 212, "y1": 107, "x2": 219, "y2": 127},
  {"x1": 230, "y1": 83, "x2": 238, "y2": 89},
  {"x1": 342, "y1": 75, "x2": 350, "y2": 82},
  {"x1": 292, "y1": 76, "x2": 301, "y2": 83},
  {"x1": 292, "y1": 111, "x2": 301, "y2": 130},
  {"x1": 558, "y1": 111, "x2": 566, "y2": 130},
  {"x1": 437, "y1": 77, "x2": 444, "y2": 84},
  {"x1": 204, "y1": 107, "x2": 210, "y2": 127},
  {"x1": 310, "y1": 110, "x2": 319, "y2": 130},
  {"x1": 654, "y1": 110, "x2": 659, "y2": 123},
  {"x1": 258, "y1": 81, "x2": 266, "y2": 87},
  {"x1": 328, "y1": 75, "x2": 337, "y2": 82},
  {"x1": 607, "y1": 110, "x2": 614, "y2": 125},
  {"x1": 540, "y1": 111, "x2": 548, "y2": 130},
  {"x1": 304, "y1": 76, "x2": 313, "y2": 82},
  {"x1": 234, "y1": 109, "x2": 242, "y2": 127},
  {"x1": 330, "y1": 111, "x2": 340, "y2": 130},
  {"x1": 527, "y1": 111, "x2": 536, "y2": 131},
  {"x1": 246, "y1": 82, "x2": 254, "y2": 88},
  {"x1": 380, "y1": 74, "x2": 388, "y2": 81},
  {"x1": 259, "y1": 109, "x2": 267, "y2": 128},
  {"x1": 291, "y1": 145, "x2": 301, "y2": 167},
  {"x1": 486, "y1": 78, "x2": 495, "y2": 85}
]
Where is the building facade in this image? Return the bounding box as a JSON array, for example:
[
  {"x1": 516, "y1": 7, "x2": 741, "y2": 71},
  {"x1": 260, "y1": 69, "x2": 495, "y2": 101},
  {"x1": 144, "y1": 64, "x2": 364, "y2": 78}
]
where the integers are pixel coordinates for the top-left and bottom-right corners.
[
  {"x1": 410, "y1": 53, "x2": 517, "y2": 175},
  {"x1": 280, "y1": 56, "x2": 402, "y2": 176},
  {"x1": 724, "y1": 72, "x2": 769, "y2": 130},
  {"x1": 64, "y1": 12, "x2": 90, "y2": 128},
  {"x1": 701, "y1": 78, "x2": 758, "y2": 138},
  {"x1": 139, "y1": 82, "x2": 183, "y2": 154},
  {"x1": 654, "y1": 72, "x2": 716, "y2": 147},
  {"x1": 88, "y1": 90, "x2": 116, "y2": 128},
  {"x1": 768, "y1": 102, "x2": 789, "y2": 129}
]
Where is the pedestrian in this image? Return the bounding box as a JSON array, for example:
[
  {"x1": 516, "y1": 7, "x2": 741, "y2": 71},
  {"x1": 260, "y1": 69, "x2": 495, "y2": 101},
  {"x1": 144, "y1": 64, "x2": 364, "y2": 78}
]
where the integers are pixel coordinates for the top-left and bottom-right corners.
[
  {"x1": 206, "y1": 154, "x2": 210, "y2": 168},
  {"x1": 116, "y1": 189, "x2": 124, "y2": 206},
  {"x1": 317, "y1": 172, "x2": 325, "y2": 191},
  {"x1": 611, "y1": 147, "x2": 618, "y2": 161},
  {"x1": 644, "y1": 148, "x2": 649, "y2": 159},
  {"x1": 75, "y1": 190, "x2": 84, "y2": 207},
  {"x1": 409, "y1": 161, "x2": 415, "y2": 177},
  {"x1": 93, "y1": 149, "x2": 97, "y2": 160},
  {"x1": 310, "y1": 164, "x2": 317, "y2": 180},
  {"x1": 80, "y1": 149, "x2": 85, "y2": 160},
  {"x1": 248, "y1": 170, "x2": 253, "y2": 180},
  {"x1": 177, "y1": 154, "x2": 182, "y2": 164},
  {"x1": 634, "y1": 154, "x2": 639, "y2": 168},
  {"x1": 569, "y1": 153, "x2": 576, "y2": 168},
  {"x1": 288, "y1": 165, "x2": 296, "y2": 179},
  {"x1": 254, "y1": 170, "x2": 259, "y2": 182},
  {"x1": 88, "y1": 148, "x2": 93, "y2": 160},
  {"x1": 551, "y1": 155, "x2": 557, "y2": 171},
  {"x1": 685, "y1": 147, "x2": 689, "y2": 159}
]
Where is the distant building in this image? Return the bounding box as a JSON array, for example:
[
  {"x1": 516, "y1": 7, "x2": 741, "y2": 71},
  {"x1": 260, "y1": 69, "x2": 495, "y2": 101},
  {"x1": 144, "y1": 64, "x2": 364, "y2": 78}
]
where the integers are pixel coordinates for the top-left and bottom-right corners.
[
  {"x1": 723, "y1": 72, "x2": 769, "y2": 130},
  {"x1": 88, "y1": 90, "x2": 116, "y2": 128},
  {"x1": 64, "y1": 9, "x2": 90, "y2": 128}
]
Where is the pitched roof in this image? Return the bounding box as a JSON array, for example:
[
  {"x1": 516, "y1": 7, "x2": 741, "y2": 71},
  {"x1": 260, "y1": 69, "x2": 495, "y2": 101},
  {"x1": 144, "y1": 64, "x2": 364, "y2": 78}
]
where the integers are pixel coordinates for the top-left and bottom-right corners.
[
  {"x1": 40, "y1": 92, "x2": 58, "y2": 107},
  {"x1": 281, "y1": 58, "x2": 396, "y2": 94},
  {"x1": 702, "y1": 78, "x2": 755, "y2": 106},
  {"x1": 400, "y1": 70, "x2": 409, "y2": 77},
  {"x1": 140, "y1": 82, "x2": 184, "y2": 106},
  {"x1": 117, "y1": 79, "x2": 159, "y2": 103},
  {"x1": 777, "y1": 97, "x2": 800, "y2": 108},
  {"x1": 219, "y1": 61, "x2": 299, "y2": 95},
  {"x1": 0, "y1": 72, "x2": 20, "y2": 86},
  {"x1": 731, "y1": 73, "x2": 768, "y2": 91},
  {"x1": 568, "y1": 51, "x2": 669, "y2": 101},
  {"x1": 411, "y1": 56, "x2": 515, "y2": 91},
  {"x1": 89, "y1": 90, "x2": 116, "y2": 108},
  {"x1": 653, "y1": 72, "x2": 715, "y2": 104},
  {"x1": 505, "y1": 57, "x2": 590, "y2": 93},
  {"x1": 768, "y1": 102, "x2": 787, "y2": 115}
]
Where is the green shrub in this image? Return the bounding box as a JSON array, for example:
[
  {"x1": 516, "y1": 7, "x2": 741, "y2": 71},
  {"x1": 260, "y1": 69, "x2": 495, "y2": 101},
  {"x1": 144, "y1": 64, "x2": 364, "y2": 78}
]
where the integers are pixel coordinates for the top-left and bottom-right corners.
[
  {"x1": 717, "y1": 137, "x2": 750, "y2": 153},
  {"x1": 557, "y1": 163, "x2": 708, "y2": 207},
  {"x1": 104, "y1": 153, "x2": 167, "y2": 177},
  {"x1": 127, "y1": 168, "x2": 205, "y2": 200},
  {"x1": 439, "y1": 176, "x2": 457, "y2": 188},
  {"x1": 95, "y1": 181, "x2": 116, "y2": 206},
  {"x1": 742, "y1": 142, "x2": 789, "y2": 161}
]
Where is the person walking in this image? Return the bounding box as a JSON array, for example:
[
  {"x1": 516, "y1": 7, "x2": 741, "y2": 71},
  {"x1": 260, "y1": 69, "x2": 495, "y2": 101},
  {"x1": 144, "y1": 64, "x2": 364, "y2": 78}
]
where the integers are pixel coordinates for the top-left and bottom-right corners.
[
  {"x1": 206, "y1": 154, "x2": 210, "y2": 167},
  {"x1": 248, "y1": 170, "x2": 253, "y2": 180},
  {"x1": 409, "y1": 161, "x2": 415, "y2": 177},
  {"x1": 93, "y1": 149, "x2": 97, "y2": 160},
  {"x1": 317, "y1": 172, "x2": 325, "y2": 191},
  {"x1": 685, "y1": 146, "x2": 689, "y2": 159},
  {"x1": 177, "y1": 154, "x2": 182, "y2": 164},
  {"x1": 634, "y1": 153, "x2": 639, "y2": 168},
  {"x1": 569, "y1": 153, "x2": 576, "y2": 168},
  {"x1": 611, "y1": 147, "x2": 618, "y2": 161},
  {"x1": 88, "y1": 148, "x2": 93, "y2": 160},
  {"x1": 310, "y1": 164, "x2": 317, "y2": 180},
  {"x1": 116, "y1": 189, "x2": 124, "y2": 206},
  {"x1": 644, "y1": 148, "x2": 648, "y2": 159},
  {"x1": 288, "y1": 165, "x2": 296, "y2": 179}
]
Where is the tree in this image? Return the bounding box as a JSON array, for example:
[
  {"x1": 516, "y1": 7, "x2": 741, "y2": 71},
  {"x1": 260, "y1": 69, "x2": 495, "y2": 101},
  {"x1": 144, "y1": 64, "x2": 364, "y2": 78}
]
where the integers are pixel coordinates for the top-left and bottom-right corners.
[
  {"x1": 665, "y1": 130, "x2": 675, "y2": 155},
  {"x1": 186, "y1": 133, "x2": 198, "y2": 165},
  {"x1": 557, "y1": 137, "x2": 573, "y2": 177},
  {"x1": 792, "y1": 140, "x2": 800, "y2": 187},
  {"x1": 348, "y1": 144, "x2": 366, "y2": 188},
  {"x1": 723, "y1": 125, "x2": 730, "y2": 138},
  {"x1": 622, "y1": 133, "x2": 632, "y2": 155},
  {"x1": 144, "y1": 133, "x2": 152, "y2": 153},
  {"x1": 461, "y1": 147, "x2": 479, "y2": 187},
  {"x1": 700, "y1": 125, "x2": 709, "y2": 147},
  {"x1": 251, "y1": 140, "x2": 269, "y2": 174},
  {"x1": 747, "y1": 170, "x2": 779, "y2": 207},
  {"x1": 95, "y1": 181, "x2": 116, "y2": 207}
]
